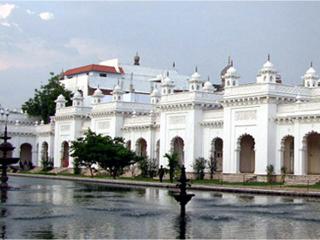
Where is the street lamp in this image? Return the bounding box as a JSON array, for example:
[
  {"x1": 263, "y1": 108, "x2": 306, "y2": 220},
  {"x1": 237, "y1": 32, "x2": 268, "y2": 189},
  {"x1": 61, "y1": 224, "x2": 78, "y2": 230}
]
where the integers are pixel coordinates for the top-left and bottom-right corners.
[{"x1": 0, "y1": 108, "x2": 19, "y2": 189}]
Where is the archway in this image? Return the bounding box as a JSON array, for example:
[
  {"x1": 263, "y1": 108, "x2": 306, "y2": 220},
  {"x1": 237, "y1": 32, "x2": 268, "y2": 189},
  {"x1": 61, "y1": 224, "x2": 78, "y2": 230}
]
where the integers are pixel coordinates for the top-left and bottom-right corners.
[
  {"x1": 171, "y1": 137, "x2": 184, "y2": 165},
  {"x1": 41, "y1": 142, "x2": 49, "y2": 163},
  {"x1": 211, "y1": 138, "x2": 223, "y2": 172},
  {"x1": 61, "y1": 141, "x2": 69, "y2": 168},
  {"x1": 281, "y1": 136, "x2": 294, "y2": 174},
  {"x1": 305, "y1": 132, "x2": 320, "y2": 174},
  {"x1": 20, "y1": 143, "x2": 32, "y2": 168},
  {"x1": 136, "y1": 138, "x2": 147, "y2": 157},
  {"x1": 126, "y1": 140, "x2": 131, "y2": 150},
  {"x1": 239, "y1": 135, "x2": 255, "y2": 173}
]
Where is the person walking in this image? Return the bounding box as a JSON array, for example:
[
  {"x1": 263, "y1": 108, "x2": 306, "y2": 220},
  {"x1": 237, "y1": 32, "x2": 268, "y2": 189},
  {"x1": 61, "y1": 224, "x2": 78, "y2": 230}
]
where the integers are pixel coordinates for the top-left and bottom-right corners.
[{"x1": 159, "y1": 165, "x2": 165, "y2": 182}]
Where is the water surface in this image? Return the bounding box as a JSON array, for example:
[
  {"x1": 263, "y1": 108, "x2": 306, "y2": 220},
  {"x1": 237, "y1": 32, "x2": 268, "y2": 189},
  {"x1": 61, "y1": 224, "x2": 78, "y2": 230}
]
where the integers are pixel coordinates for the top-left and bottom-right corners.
[{"x1": 1, "y1": 176, "x2": 320, "y2": 239}]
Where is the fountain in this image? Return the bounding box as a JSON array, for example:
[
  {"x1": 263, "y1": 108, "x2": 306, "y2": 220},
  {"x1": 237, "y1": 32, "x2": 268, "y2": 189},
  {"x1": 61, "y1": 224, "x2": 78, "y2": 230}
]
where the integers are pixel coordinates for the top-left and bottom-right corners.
[
  {"x1": 0, "y1": 109, "x2": 19, "y2": 189},
  {"x1": 173, "y1": 165, "x2": 195, "y2": 216}
]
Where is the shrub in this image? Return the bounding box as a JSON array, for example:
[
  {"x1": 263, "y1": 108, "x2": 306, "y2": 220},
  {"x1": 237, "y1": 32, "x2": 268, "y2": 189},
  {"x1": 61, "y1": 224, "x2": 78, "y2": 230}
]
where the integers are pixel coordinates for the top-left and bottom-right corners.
[
  {"x1": 164, "y1": 152, "x2": 179, "y2": 183},
  {"x1": 266, "y1": 164, "x2": 275, "y2": 183},
  {"x1": 281, "y1": 166, "x2": 287, "y2": 183},
  {"x1": 208, "y1": 156, "x2": 217, "y2": 179},
  {"x1": 41, "y1": 157, "x2": 53, "y2": 172},
  {"x1": 193, "y1": 157, "x2": 207, "y2": 180}
]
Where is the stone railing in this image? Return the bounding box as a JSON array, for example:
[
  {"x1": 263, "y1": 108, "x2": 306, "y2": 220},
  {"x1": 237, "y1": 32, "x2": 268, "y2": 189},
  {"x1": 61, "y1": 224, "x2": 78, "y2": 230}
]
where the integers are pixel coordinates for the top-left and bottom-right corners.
[
  {"x1": 92, "y1": 101, "x2": 153, "y2": 114},
  {"x1": 36, "y1": 123, "x2": 54, "y2": 133},
  {"x1": 56, "y1": 106, "x2": 92, "y2": 116},
  {"x1": 160, "y1": 91, "x2": 222, "y2": 104},
  {"x1": 224, "y1": 83, "x2": 311, "y2": 99}
]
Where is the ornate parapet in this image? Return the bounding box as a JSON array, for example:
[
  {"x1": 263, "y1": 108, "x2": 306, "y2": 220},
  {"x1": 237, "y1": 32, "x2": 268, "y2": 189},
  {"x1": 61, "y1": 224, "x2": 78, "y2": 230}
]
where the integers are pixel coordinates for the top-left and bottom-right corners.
[{"x1": 200, "y1": 120, "x2": 224, "y2": 128}]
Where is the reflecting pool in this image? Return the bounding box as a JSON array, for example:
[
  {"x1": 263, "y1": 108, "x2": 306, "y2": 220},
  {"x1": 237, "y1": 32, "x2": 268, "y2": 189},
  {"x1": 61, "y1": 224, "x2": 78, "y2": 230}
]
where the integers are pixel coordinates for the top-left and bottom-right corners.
[{"x1": 1, "y1": 176, "x2": 320, "y2": 239}]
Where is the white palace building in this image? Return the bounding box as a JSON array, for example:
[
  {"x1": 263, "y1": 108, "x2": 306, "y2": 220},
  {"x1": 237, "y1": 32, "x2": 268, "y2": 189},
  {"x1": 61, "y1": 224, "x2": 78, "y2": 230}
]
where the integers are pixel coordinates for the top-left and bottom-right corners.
[{"x1": 3, "y1": 54, "x2": 320, "y2": 180}]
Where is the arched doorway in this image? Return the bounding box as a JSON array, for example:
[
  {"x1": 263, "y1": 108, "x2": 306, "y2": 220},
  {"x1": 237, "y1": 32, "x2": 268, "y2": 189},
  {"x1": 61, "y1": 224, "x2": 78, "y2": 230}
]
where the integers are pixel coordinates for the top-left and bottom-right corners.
[
  {"x1": 20, "y1": 143, "x2": 32, "y2": 168},
  {"x1": 211, "y1": 138, "x2": 223, "y2": 172},
  {"x1": 305, "y1": 132, "x2": 320, "y2": 174},
  {"x1": 61, "y1": 141, "x2": 69, "y2": 168},
  {"x1": 239, "y1": 135, "x2": 255, "y2": 173},
  {"x1": 281, "y1": 136, "x2": 294, "y2": 174},
  {"x1": 171, "y1": 137, "x2": 184, "y2": 165},
  {"x1": 126, "y1": 140, "x2": 131, "y2": 150},
  {"x1": 136, "y1": 138, "x2": 147, "y2": 157},
  {"x1": 41, "y1": 142, "x2": 49, "y2": 163}
]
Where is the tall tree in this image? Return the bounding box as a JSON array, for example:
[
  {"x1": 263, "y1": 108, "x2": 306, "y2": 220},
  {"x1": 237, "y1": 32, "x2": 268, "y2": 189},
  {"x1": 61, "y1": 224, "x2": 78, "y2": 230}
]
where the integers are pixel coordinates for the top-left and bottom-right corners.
[{"x1": 21, "y1": 73, "x2": 72, "y2": 123}]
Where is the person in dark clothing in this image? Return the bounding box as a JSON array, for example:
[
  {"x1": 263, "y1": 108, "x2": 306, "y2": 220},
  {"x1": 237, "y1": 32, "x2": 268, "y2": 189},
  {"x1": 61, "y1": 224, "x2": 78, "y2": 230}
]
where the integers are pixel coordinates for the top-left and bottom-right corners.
[{"x1": 158, "y1": 165, "x2": 165, "y2": 182}]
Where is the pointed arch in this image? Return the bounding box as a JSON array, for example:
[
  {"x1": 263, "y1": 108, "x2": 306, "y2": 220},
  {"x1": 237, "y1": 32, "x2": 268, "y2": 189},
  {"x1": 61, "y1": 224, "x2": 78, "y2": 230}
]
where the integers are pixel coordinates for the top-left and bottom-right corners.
[
  {"x1": 303, "y1": 131, "x2": 320, "y2": 174},
  {"x1": 210, "y1": 137, "x2": 223, "y2": 172},
  {"x1": 280, "y1": 135, "x2": 294, "y2": 174},
  {"x1": 237, "y1": 134, "x2": 255, "y2": 173},
  {"x1": 170, "y1": 136, "x2": 184, "y2": 165},
  {"x1": 20, "y1": 143, "x2": 32, "y2": 165},
  {"x1": 61, "y1": 141, "x2": 69, "y2": 168},
  {"x1": 136, "y1": 138, "x2": 147, "y2": 157}
]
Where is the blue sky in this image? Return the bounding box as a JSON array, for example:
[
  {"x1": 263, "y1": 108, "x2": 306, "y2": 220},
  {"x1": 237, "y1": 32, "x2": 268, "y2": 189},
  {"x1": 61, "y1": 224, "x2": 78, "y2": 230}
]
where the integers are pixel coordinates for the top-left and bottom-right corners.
[{"x1": 1, "y1": 1, "x2": 320, "y2": 108}]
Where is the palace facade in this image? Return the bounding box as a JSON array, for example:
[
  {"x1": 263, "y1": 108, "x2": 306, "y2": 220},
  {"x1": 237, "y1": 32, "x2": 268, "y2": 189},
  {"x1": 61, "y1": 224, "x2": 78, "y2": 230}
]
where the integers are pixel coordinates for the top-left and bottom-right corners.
[{"x1": 3, "y1": 55, "x2": 320, "y2": 178}]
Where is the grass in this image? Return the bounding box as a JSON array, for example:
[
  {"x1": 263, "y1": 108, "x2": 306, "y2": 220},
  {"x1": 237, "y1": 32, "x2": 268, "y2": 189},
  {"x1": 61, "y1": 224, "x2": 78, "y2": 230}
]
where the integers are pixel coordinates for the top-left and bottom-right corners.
[{"x1": 14, "y1": 170, "x2": 320, "y2": 191}]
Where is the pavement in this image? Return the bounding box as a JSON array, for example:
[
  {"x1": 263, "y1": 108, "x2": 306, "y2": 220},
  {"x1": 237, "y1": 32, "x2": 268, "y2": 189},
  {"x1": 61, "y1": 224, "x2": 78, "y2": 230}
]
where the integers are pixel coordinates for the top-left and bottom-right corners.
[{"x1": 9, "y1": 172, "x2": 320, "y2": 198}]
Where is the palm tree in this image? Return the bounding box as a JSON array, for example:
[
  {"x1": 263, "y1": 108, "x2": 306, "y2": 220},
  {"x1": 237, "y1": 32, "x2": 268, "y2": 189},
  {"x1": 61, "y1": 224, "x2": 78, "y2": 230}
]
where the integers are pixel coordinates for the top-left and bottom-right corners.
[{"x1": 164, "y1": 152, "x2": 179, "y2": 183}]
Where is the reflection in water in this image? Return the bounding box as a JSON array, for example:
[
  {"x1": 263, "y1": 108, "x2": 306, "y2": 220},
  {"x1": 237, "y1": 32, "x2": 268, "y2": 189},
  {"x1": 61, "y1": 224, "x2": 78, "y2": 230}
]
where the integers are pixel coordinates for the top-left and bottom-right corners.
[{"x1": 3, "y1": 176, "x2": 320, "y2": 239}]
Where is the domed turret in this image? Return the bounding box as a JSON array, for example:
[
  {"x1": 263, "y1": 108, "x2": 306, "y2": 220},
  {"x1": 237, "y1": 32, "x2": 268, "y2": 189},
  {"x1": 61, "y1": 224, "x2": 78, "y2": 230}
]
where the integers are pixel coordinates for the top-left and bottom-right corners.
[
  {"x1": 112, "y1": 83, "x2": 124, "y2": 101},
  {"x1": 202, "y1": 77, "x2": 215, "y2": 92},
  {"x1": 55, "y1": 94, "x2": 66, "y2": 109},
  {"x1": 256, "y1": 54, "x2": 278, "y2": 84},
  {"x1": 224, "y1": 65, "x2": 240, "y2": 88},
  {"x1": 189, "y1": 67, "x2": 203, "y2": 92},
  {"x1": 161, "y1": 72, "x2": 175, "y2": 95},
  {"x1": 150, "y1": 88, "x2": 161, "y2": 104},
  {"x1": 92, "y1": 86, "x2": 104, "y2": 104},
  {"x1": 303, "y1": 62, "x2": 319, "y2": 88},
  {"x1": 72, "y1": 90, "x2": 84, "y2": 107}
]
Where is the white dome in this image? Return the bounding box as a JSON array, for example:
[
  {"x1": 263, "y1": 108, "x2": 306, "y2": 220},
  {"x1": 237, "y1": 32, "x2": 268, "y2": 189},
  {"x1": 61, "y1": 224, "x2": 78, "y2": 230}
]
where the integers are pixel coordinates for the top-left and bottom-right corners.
[
  {"x1": 162, "y1": 76, "x2": 173, "y2": 85},
  {"x1": 56, "y1": 94, "x2": 65, "y2": 101},
  {"x1": 113, "y1": 84, "x2": 122, "y2": 93},
  {"x1": 203, "y1": 81, "x2": 214, "y2": 90},
  {"x1": 261, "y1": 60, "x2": 276, "y2": 72},
  {"x1": 151, "y1": 88, "x2": 160, "y2": 97},
  {"x1": 226, "y1": 66, "x2": 237, "y2": 75},
  {"x1": 93, "y1": 87, "x2": 103, "y2": 97},
  {"x1": 73, "y1": 90, "x2": 82, "y2": 98},
  {"x1": 306, "y1": 67, "x2": 316, "y2": 75},
  {"x1": 190, "y1": 71, "x2": 201, "y2": 81}
]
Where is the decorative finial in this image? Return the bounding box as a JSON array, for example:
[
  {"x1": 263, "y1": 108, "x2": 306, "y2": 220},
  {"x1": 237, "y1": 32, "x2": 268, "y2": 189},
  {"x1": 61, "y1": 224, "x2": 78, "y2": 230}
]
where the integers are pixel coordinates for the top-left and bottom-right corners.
[
  {"x1": 311, "y1": 61, "x2": 313, "y2": 68},
  {"x1": 267, "y1": 54, "x2": 270, "y2": 61},
  {"x1": 134, "y1": 52, "x2": 140, "y2": 65},
  {"x1": 207, "y1": 76, "x2": 210, "y2": 81},
  {"x1": 228, "y1": 56, "x2": 231, "y2": 65},
  {"x1": 166, "y1": 71, "x2": 169, "y2": 77},
  {"x1": 195, "y1": 66, "x2": 198, "y2": 72},
  {"x1": 173, "y1": 61, "x2": 176, "y2": 68},
  {"x1": 230, "y1": 60, "x2": 234, "y2": 67}
]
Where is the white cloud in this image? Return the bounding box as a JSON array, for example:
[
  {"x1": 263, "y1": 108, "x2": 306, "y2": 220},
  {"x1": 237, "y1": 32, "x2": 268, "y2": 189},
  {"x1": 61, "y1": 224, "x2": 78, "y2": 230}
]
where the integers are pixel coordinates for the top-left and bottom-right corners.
[
  {"x1": 26, "y1": 9, "x2": 35, "y2": 15},
  {"x1": 39, "y1": 12, "x2": 54, "y2": 21},
  {"x1": 1, "y1": 21, "x2": 10, "y2": 27},
  {"x1": 0, "y1": 3, "x2": 15, "y2": 20}
]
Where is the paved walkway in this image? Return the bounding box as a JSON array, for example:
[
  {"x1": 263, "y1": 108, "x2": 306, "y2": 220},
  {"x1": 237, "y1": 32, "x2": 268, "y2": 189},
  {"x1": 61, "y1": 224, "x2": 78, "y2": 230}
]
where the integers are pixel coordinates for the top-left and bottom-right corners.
[{"x1": 9, "y1": 173, "x2": 320, "y2": 198}]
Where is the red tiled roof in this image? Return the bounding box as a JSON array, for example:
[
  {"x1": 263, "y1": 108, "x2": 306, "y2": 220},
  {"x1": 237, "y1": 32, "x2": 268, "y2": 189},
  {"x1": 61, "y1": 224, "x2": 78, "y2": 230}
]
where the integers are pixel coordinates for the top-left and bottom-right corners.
[{"x1": 64, "y1": 64, "x2": 125, "y2": 76}]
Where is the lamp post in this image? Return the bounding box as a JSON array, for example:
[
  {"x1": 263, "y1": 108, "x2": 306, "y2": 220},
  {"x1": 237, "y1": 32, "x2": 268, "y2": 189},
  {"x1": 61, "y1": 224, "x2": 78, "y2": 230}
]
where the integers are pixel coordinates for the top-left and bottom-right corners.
[{"x1": 0, "y1": 108, "x2": 19, "y2": 189}]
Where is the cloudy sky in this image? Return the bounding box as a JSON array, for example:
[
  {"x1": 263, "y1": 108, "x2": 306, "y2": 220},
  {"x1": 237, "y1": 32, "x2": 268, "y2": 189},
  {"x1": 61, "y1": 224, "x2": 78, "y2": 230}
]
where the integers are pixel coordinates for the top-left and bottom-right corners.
[{"x1": 1, "y1": 1, "x2": 320, "y2": 109}]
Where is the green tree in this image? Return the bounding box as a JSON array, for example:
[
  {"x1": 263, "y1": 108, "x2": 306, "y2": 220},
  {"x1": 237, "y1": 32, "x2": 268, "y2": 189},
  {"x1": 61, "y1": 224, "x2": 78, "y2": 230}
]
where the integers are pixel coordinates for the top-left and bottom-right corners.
[
  {"x1": 71, "y1": 130, "x2": 140, "y2": 179},
  {"x1": 22, "y1": 73, "x2": 72, "y2": 123},
  {"x1": 164, "y1": 152, "x2": 179, "y2": 183},
  {"x1": 71, "y1": 130, "x2": 103, "y2": 177},
  {"x1": 193, "y1": 157, "x2": 207, "y2": 180}
]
